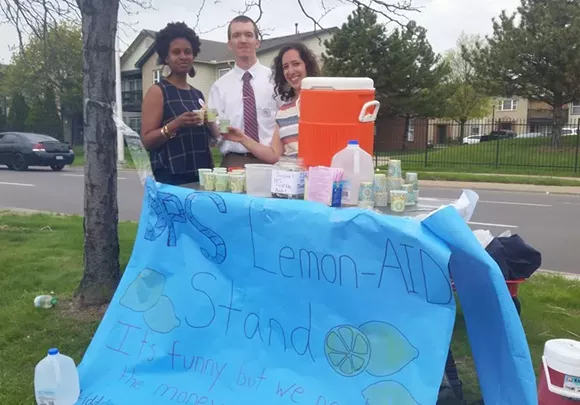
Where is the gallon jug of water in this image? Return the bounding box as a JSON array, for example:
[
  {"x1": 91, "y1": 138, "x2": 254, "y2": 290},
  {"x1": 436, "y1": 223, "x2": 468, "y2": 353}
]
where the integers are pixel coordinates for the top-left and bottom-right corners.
[
  {"x1": 34, "y1": 348, "x2": 80, "y2": 405},
  {"x1": 331, "y1": 140, "x2": 374, "y2": 205}
]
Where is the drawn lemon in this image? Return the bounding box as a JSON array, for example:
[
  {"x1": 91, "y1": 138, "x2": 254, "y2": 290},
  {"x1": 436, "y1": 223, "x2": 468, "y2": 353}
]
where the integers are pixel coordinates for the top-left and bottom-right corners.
[
  {"x1": 120, "y1": 268, "x2": 165, "y2": 312},
  {"x1": 362, "y1": 380, "x2": 420, "y2": 405},
  {"x1": 359, "y1": 321, "x2": 419, "y2": 377},
  {"x1": 143, "y1": 295, "x2": 181, "y2": 334},
  {"x1": 324, "y1": 325, "x2": 371, "y2": 377}
]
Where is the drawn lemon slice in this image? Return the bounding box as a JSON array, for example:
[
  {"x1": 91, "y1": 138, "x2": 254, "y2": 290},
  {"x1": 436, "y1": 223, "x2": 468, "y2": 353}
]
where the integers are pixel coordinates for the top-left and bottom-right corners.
[{"x1": 324, "y1": 325, "x2": 371, "y2": 377}]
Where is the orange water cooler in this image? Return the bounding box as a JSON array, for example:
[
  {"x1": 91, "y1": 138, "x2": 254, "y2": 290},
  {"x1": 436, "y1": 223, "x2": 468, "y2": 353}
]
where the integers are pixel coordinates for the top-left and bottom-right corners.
[{"x1": 297, "y1": 77, "x2": 380, "y2": 167}]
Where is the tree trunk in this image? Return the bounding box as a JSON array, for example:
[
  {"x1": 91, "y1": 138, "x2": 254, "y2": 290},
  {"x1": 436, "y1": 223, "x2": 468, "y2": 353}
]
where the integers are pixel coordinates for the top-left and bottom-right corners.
[
  {"x1": 459, "y1": 121, "x2": 466, "y2": 141},
  {"x1": 74, "y1": 0, "x2": 121, "y2": 307},
  {"x1": 552, "y1": 94, "x2": 564, "y2": 147}
]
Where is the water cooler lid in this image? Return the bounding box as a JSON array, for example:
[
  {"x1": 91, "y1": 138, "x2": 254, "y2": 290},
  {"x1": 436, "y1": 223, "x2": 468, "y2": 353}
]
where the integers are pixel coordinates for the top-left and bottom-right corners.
[
  {"x1": 544, "y1": 339, "x2": 580, "y2": 368},
  {"x1": 301, "y1": 77, "x2": 374, "y2": 90},
  {"x1": 48, "y1": 348, "x2": 59, "y2": 355}
]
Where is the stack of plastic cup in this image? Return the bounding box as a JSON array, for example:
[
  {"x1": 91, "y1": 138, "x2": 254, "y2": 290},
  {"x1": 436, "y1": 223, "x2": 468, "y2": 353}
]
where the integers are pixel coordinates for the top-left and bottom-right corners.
[
  {"x1": 387, "y1": 159, "x2": 402, "y2": 178},
  {"x1": 203, "y1": 172, "x2": 216, "y2": 191},
  {"x1": 390, "y1": 190, "x2": 407, "y2": 213},
  {"x1": 373, "y1": 173, "x2": 388, "y2": 207},
  {"x1": 228, "y1": 173, "x2": 246, "y2": 193},
  {"x1": 358, "y1": 181, "x2": 375, "y2": 209},
  {"x1": 198, "y1": 168, "x2": 212, "y2": 187},
  {"x1": 386, "y1": 176, "x2": 402, "y2": 203},
  {"x1": 402, "y1": 183, "x2": 416, "y2": 205},
  {"x1": 405, "y1": 172, "x2": 419, "y2": 200},
  {"x1": 214, "y1": 173, "x2": 229, "y2": 192},
  {"x1": 386, "y1": 160, "x2": 403, "y2": 204}
]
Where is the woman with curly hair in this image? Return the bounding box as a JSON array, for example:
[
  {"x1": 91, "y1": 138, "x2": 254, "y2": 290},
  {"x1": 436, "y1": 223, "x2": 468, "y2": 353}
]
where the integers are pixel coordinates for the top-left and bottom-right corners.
[
  {"x1": 223, "y1": 42, "x2": 320, "y2": 163},
  {"x1": 141, "y1": 22, "x2": 216, "y2": 186}
]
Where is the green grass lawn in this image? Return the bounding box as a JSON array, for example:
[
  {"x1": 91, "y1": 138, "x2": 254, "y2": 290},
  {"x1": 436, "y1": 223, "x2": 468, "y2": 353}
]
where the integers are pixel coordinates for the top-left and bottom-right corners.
[
  {"x1": 1, "y1": 213, "x2": 579, "y2": 403},
  {"x1": 414, "y1": 172, "x2": 580, "y2": 187},
  {"x1": 379, "y1": 135, "x2": 580, "y2": 176}
]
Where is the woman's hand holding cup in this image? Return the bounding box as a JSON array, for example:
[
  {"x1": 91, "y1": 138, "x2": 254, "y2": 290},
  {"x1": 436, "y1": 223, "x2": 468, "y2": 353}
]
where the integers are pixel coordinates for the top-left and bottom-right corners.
[
  {"x1": 222, "y1": 126, "x2": 248, "y2": 144},
  {"x1": 175, "y1": 111, "x2": 202, "y2": 127}
]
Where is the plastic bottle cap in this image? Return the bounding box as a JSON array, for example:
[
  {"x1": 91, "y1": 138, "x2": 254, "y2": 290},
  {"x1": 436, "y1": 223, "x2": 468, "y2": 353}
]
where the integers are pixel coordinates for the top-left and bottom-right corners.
[
  {"x1": 50, "y1": 297, "x2": 58, "y2": 305},
  {"x1": 48, "y1": 348, "x2": 59, "y2": 355},
  {"x1": 347, "y1": 140, "x2": 358, "y2": 145}
]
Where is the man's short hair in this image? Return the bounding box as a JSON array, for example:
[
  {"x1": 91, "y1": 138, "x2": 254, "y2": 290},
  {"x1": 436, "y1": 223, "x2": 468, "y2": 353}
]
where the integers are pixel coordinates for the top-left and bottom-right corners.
[{"x1": 227, "y1": 15, "x2": 260, "y2": 40}]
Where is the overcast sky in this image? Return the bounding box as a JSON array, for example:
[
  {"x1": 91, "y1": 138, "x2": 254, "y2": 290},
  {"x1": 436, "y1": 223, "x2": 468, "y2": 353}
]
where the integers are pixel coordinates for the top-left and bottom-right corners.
[{"x1": 0, "y1": 0, "x2": 520, "y2": 63}]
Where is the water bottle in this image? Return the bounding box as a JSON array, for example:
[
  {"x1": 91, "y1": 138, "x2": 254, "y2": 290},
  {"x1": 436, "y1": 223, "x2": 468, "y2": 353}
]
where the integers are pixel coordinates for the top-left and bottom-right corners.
[
  {"x1": 330, "y1": 140, "x2": 374, "y2": 205},
  {"x1": 34, "y1": 295, "x2": 58, "y2": 308},
  {"x1": 34, "y1": 348, "x2": 80, "y2": 405}
]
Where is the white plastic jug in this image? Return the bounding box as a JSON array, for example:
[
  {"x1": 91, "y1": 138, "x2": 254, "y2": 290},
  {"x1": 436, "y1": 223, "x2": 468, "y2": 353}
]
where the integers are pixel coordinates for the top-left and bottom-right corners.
[
  {"x1": 331, "y1": 140, "x2": 374, "y2": 205},
  {"x1": 34, "y1": 348, "x2": 80, "y2": 405}
]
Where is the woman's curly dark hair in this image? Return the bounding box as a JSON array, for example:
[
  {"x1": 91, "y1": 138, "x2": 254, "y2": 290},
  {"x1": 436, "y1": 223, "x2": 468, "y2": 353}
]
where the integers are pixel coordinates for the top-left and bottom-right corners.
[
  {"x1": 155, "y1": 22, "x2": 201, "y2": 77},
  {"x1": 272, "y1": 42, "x2": 320, "y2": 102}
]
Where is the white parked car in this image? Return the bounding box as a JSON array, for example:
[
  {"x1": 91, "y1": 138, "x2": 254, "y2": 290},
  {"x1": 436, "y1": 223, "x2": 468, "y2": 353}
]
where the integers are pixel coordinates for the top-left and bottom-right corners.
[
  {"x1": 463, "y1": 135, "x2": 481, "y2": 144},
  {"x1": 561, "y1": 127, "x2": 578, "y2": 136}
]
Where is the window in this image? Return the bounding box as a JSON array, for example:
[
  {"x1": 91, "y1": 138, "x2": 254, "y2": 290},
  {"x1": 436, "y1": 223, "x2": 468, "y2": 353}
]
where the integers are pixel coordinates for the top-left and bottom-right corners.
[
  {"x1": 406, "y1": 118, "x2": 415, "y2": 142},
  {"x1": 498, "y1": 99, "x2": 517, "y2": 111},
  {"x1": 21, "y1": 133, "x2": 57, "y2": 142},
  {"x1": 122, "y1": 78, "x2": 142, "y2": 92},
  {"x1": 470, "y1": 126, "x2": 480, "y2": 136},
  {"x1": 153, "y1": 70, "x2": 161, "y2": 83},
  {"x1": 218, "y1": 68, "x2": 231, "y2": 78},
  {"x1": 0, "y1": 134, "x2": 19, "y2": 143},
  {"x1": 572, "y1": 101, "x2": 580, "y2": 115}
]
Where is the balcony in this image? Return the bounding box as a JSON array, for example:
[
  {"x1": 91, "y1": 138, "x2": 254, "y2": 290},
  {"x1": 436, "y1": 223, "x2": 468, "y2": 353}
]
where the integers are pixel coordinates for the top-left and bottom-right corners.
[{"x1": 122, "y1": 90, "x2": 142, "y2": 112}]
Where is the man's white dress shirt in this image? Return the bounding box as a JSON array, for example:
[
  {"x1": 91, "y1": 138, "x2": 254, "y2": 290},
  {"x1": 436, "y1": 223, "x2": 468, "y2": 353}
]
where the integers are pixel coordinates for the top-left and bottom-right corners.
[{"x1": 208, "y1": 61, "x2": 281, "y2": 155}]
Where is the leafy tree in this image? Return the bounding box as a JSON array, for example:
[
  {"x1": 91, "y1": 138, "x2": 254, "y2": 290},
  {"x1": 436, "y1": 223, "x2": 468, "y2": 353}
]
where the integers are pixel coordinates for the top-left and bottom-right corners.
[
  {"x1": 441, "y1": 33, "x2": 493, "y2": 139},
  {"x1": 322, "y1": 8, "x2": 449, "y2": 118},
  {"x1": 0, "y1": 107, "x2": 6, "y2": 132},
  {"x1": 321, "y1": 8, "x2": 388, "y2": 83},
  {"x1": 25, "y1": 96, "x2": 45, "y2": 133},
  {"x1": 24, "y1": 88, "x2": 62, "y2": 138},
  {"x1": 0, "y1": 90, "x2": 6, "y2": 132},
  {"x1": 42, "y1": 87, "x2": 63, "y2": 139},
  {"x1": 465, "y1": 0, "x2": 580, "y2": 145},
  {"x1": 7, "y1": 93, "x2": 29, "y2": 131},
  {"x1": 3, "y1": 23, "x2": 83, "y2": 121}
]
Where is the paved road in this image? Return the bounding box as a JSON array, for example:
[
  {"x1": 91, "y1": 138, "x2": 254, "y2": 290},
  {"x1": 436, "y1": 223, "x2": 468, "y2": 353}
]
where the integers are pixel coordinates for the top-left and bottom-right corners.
[{"x1": 1, "y1": 167, "x2": 579, "y2": 275}]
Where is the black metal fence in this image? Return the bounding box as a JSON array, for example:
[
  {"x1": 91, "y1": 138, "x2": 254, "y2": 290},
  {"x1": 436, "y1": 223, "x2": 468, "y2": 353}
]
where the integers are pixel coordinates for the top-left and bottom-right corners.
[{"x1": 374, "y1": 119, "x2": 580, "y2": 173}]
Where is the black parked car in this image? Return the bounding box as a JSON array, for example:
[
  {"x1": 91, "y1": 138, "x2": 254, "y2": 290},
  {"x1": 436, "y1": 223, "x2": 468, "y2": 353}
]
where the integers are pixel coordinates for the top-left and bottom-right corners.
[
  {"x1": 0, "y1": 132, "x2": 75, "y2": 171},
  {"x1": 480, "y1": 129, "x2": 517, "y2": 142}
]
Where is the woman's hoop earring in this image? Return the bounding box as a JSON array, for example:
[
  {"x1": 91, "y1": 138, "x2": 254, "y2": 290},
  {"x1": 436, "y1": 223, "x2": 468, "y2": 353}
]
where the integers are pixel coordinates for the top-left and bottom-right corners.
[
  {"x1": 161, "y1": 64, "x2": 171, "y2": 77},
  {"x1": 188, "y1": 66, "x2": 196, "y2": 78}
]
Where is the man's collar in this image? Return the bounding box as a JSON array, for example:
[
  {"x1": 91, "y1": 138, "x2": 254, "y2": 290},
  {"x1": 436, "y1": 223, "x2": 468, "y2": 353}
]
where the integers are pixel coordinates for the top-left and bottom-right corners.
[{"x1": 233, "y1": 60, "x2": 261, "y2": 78}]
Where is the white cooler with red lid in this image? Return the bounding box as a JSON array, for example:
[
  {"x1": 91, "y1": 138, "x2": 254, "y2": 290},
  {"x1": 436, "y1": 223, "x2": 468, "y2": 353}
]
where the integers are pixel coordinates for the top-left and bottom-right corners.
[{"x1": 538, "y1": 339, "x2": 580, "y2": 404}]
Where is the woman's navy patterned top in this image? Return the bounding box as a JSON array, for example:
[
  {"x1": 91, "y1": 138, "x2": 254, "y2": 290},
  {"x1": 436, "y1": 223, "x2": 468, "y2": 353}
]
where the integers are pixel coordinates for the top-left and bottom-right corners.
[{"x1": 149, "y1": 78, "x2": 214, "y2": 185}]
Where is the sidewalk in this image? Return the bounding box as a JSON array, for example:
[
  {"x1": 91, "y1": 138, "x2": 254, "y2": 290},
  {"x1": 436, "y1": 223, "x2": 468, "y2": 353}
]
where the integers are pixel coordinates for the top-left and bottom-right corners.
[{"x1": 420, "y1": 180, "x2": 580, "y2": 195}]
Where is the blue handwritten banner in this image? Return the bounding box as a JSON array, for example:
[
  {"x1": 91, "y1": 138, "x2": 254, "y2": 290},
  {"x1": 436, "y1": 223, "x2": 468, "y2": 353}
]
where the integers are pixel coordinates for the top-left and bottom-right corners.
[{"x1": 76, "y1": 177, "x2": 537, "y2": 405}]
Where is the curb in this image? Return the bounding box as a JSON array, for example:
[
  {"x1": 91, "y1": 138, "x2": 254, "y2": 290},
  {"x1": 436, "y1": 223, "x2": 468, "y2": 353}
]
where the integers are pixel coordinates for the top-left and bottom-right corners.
[
  {"x1": 536, "y1": 269, "x2": 580, "y2": 280},
  {"x1": 0, "y1": 207, "x2": 73, "y2": 216},
  {"x1": 419, "y1": 180, "x2": 580, "y2": 195}
]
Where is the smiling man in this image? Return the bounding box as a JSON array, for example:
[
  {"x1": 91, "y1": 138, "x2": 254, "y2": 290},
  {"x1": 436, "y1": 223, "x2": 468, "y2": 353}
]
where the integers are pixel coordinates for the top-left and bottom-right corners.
[{"x1": 207, "y1": 15, "x2": 280, "y2": 168}]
